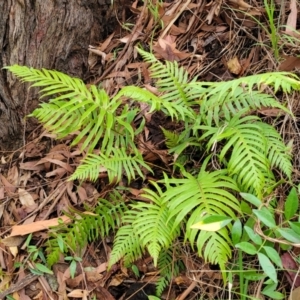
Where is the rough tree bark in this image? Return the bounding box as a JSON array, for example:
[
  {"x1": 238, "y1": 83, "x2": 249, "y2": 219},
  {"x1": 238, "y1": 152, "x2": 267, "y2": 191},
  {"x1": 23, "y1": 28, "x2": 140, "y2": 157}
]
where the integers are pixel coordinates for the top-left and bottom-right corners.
[{"x1": 0, "y1": 0, "x2": 113, "y2": 150}]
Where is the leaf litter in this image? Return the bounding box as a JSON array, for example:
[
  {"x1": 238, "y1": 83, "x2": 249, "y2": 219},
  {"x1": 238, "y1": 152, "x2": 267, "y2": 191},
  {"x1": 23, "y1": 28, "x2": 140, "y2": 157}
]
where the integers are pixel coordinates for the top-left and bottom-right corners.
[{"x1": 1, "y1": 0, "x2": 300, "y2": 299}]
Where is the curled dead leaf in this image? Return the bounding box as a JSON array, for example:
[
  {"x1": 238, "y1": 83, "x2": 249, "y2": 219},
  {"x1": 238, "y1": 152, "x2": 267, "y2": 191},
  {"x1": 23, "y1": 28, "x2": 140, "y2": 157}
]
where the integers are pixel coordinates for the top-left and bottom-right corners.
[{"x1": 227, "y1": 57, "x2": 242, "y2": 75}]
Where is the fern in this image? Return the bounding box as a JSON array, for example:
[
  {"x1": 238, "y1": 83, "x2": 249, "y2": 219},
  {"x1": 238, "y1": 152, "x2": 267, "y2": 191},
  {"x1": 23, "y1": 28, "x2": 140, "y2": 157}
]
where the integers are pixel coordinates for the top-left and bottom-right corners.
[
  {"x1": 6, "y1": 65, "x2": 152, "y2": 183},
  {"x1": 71, "y1": 147, "x2": 151, "y2": 183},
  {"x1": 6, "y1": 50, "x2": 298, "y2": 288},
  {"x1": 109, "y1": 182, "x2": 179, "y2": 267},
  {"x1": 108, "y1": 223, "x2": 144, "y2": 268},
  {"x1": 259, "y1": 122, "x2": 292, "y2": 179},
  {"x1": 156, "y1": 248, "x2": 182, "y2": 296},
  {"x1": 46, "y1": 194, "x2": 127, "y2": 267}
]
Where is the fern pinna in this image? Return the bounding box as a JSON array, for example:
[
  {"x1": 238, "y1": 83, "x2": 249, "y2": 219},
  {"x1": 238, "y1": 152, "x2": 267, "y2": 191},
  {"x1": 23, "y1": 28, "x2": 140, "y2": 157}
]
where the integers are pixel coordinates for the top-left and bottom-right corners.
[{"x1": 6, "y1": 49, "x2": 298, "y2": 293}]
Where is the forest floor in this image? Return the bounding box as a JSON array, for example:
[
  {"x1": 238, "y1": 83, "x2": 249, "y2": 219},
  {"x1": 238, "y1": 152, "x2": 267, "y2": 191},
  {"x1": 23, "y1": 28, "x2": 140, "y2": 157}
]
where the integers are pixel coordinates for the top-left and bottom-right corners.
[{"x1": 1, "y1": 0, "x2": 300, "y2": 299}]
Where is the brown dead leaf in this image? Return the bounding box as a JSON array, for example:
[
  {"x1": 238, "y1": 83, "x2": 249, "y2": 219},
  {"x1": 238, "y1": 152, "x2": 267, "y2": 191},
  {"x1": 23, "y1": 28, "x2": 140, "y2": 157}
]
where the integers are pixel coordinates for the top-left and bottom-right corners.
[
  {"x1": 153, "y1": 35, "x2": 190, "y2": 61},
  {"x1": 1, "y1": 235, "x2": 26, "y2": 247},
  {"x1": 85, "y1": 269, "x2": 103, "y2": 283},
  {"x1": 281, "y1": 252, "x2": 300, "y2": 287},
  {"x1": 228, "y1": 0, "x2": 252, "y2": 9},
  {"x1": 45, "y1": 167, "x2": 67, "y2": 178},
  {"x1": 206, "y1": 0, "x2": 222, "y2": 24},
  {"x1": 286, "y1": 0, "x2": 297, "y2": 35},
  {"x1": 19, "y1": 161, "x2": 45, "y2": 171},
  {"x1": 38, "y1": 158, "x2": 73, "y2": 173},
  {"x1": 279, "y1": 56, "x2": 300, "y2": 71},
  {"x1": 18, "y1": 188, "x2": 35, "y2": 207},
  {"x1": 66, "y1": 274, "x2": 84, "y2": 288},
  {"x1": 96, "y1": 262, "x2": 107, "y2": 274},
  {"x1": 7, "y1": 166, "x2": 19, "y2": 186},
  {"x1": 99, "y1": 32, "x2": 115, "y2": 52},
  {"x1": 94, "y1": 286, "x2": 116, "y2": 300},
  {"x1": 25, "y1": 142, "x2": 47, "y2": 158},
  {"x1": 9, "y1": 246, "x2": 18, "y2": 258},
  {"x1": 77, "y1": 186, "x2": 87, "y2": 202},
  {"x1": 67, "y1": 181, "x2": 77, "y2": 204},
  {"x1": 240, "y1": 47, "x2": 257, "y2": 75},
  {"x1": 0, "y1": 203, "x2": 4, "y2": 220},
  {"x1": 290, "y1": 286, "x2": 300, "y2": 300},
  {"x1": 67, "y1": 289, "x2": 89, "y2": 298},
  {"x1": 109, "y1": 273, "x2": 126, "y2": 287},
  {"x1": 227, "y1": 57, "x2": 242, "y2": 75},
  {"x1": 10, "y1": 215, "x2": 71, "y2": 236},
  {"x1": 0, "y1": 174, "x2": 16, "y2": 193},
  {"x1": 56, "y1": 270, "x2": 67, "y2": 299},
  {"x1": 258, "y1": 108, "x2": 284, "y2": 116}
]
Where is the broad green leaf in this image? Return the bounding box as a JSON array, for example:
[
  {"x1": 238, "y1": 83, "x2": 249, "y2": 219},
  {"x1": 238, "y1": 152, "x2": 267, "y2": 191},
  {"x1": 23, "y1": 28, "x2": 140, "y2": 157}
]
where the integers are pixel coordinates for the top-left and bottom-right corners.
[
  {"x1": 262, "y1": 246, "x2": 282, "y2": 268},
  {"x1": 284, "y1": 187, "x2": 298, "y2": 220},
  {"x1": 244, "y1": 226, "x2": 262, "y2": 245},
  {"x1": 253, "y1": 207, "x2": 276, "y2": 229},
  {"x1": 241, "y1": 200, "x2": 252, "y2": 214},
  {"x1": 258, "y1": 252, "x2": 277, "y2": 283},
  {"x1": 131, "y1": 264, "x2": 140, "y2": 277},
  {"x1": 243, "y1": 271, "x2": 265, "y2": 281},
  {"x1": 288, "y1": 222, "x2": 300, "y2": 235},
  {"x1": 57, "y1": 235, "x2": 64, "y2": 252},
  {"x1": 277, "y1": 228, "x2": 300, "y2": 243},
  {"x1": 148, "y1": 296, "x2": 161, "y2": 300},
  {"x1": 235, "y1": 242, "x2": 257, "y2": 255},
  {"x1": 190, "y1": 215, "x2": 232, "y2": 231},
  {"x1": 240, "y1": 193, "x2": 262, "y2": 207},
  {"x1": 262, "y1": 283, "x2": 285, "y2": 300},
  {"x1": 261, "y1": 291, "x2": 284, "y2": 299},
  {"x1": 232, "y1": 219, "x2": 242, "y2": 245},
  {"x1": 69, "y1": 260, "x2": 77, "y2": 279},
  {"x1": 35, "y1": 263, "x2": 53, "y2": 275}
]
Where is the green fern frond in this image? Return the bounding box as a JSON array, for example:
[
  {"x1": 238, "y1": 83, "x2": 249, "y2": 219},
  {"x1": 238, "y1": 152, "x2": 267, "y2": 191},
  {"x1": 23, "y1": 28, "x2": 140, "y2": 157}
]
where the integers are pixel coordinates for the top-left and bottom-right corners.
[
  {"x1": 199, "y1": 113, "x2": 274, "y2": 195},
  {"x1": 188, "y1": 72, "x2": 296, "y2": 126},
  {"x1": 200, "y1": 88, "x2": 288, "y2": 126},
  {"x1": 108, "y1": 223, "x2": 144, "y2": 268},
  {"x1": 46, "y1": 194, "x2": 126, "y2": 266},
  {"x1": 161, "y1": 127, "x2": 180, "y2": 148},
  {"x1": 156, "y1": 248, "x2": 182, "y2": 296},
  {"x1": 259, "y1": 122, "x2": 292, "y2": 179},
  {"x1": 185, "y1": 210, "x2": 232, "y2": 272},
  {"x1": 71, "y1": 147, "x2": 151, "y2": 183},
  {"x1": 204, "y1": 72, "x2": 300, "y2": 98},
  {"x1": 162, "y1": 167, "x2": 240, "y2": 231},
  {"x1": 116, "y1": 86, "x2": 195, "y2": 121},
  {"x1": 135, "y1": 48, "x2": 198, "y2": 120},
  {"x1": 161, "y1": 166, "x2": 239, "y2": 271},
  {"x1": 219, "y1": 116, "x2": 273, "y2": 195},
  {"x1": 46, "y1": 245, "x2": 62, "y2": 267},
  {"x1": 6, "y1": 65, "x2": 129, "y2": 154},
  {"x1": 5, "y1": 65, "x2": 92, "y2": 101},
  {"x1": 131, "y1": 182, "x2": 179, "y2": 266},
  {"x1": 196, "y1": 229, "x2": 230, "y2": 272}
]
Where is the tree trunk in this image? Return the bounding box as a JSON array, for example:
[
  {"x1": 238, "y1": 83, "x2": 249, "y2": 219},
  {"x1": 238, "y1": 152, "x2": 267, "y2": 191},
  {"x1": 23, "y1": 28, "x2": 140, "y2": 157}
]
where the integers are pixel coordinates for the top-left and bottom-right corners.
[{"x1": 0, "y1": 0, "x2": 113, "y2": 150}]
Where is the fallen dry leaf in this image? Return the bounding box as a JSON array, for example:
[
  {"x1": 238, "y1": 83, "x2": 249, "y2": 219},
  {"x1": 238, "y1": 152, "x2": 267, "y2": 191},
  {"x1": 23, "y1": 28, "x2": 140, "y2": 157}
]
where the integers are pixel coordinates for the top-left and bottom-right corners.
[
  {"x1": 258, "y1": 108, "x2": 284, "y2": 116},
  {"x1": 286, "y1": 0, "x2": 297, "y2": 35},
  {"x1": 18, "y1": 188, "x2": 35, "y2": 207},
  {"x1": 227, "y1": 56, "x2": 242, "y2": 75},
  {"x1": 153, "y1": 35, "x2": 190, "y2": 61},
  {"x1": 10, "y1": 216, "x2": 71, "y2": 236},
  {"x1": 67, "y1": 289, "x2": 89, "y2": 298},
  {"x1": 290, "y1": 286, "x2": 300, "y2": 299},
  {"x1": 281, "y1": 252, "x2": 300, "y2": 288},
  {"x1": 1, "y1": 235, "x2": 26, "y2": 247},
  {"x1": 0, "y1": 174, "x2": 16, "y2": 193},
  {"x1": 279, "y1": 55, "x2": 300, "y2": 71}
]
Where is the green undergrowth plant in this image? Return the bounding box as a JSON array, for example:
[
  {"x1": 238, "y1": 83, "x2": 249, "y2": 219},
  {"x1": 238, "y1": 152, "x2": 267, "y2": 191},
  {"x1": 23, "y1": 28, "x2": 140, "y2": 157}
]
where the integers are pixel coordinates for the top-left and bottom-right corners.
[
  {"x1": 230, "y1": 188, "x2": 300, "y2": 299},
  {"x1": 6, "y1": 48, "x2": 300, "y2": 295}
]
